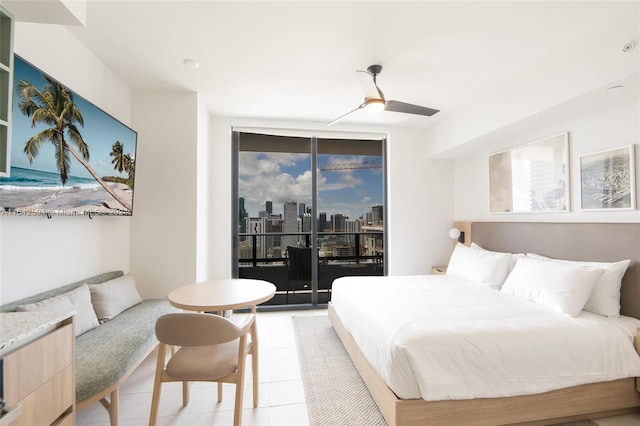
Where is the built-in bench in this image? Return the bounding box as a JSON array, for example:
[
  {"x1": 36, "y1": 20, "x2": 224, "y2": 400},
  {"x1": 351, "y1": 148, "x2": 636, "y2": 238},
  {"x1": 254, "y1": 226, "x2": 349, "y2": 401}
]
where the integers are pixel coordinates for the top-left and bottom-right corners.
[{"x1": 0, "y1": 271, "x2": 179, "y2": 426}]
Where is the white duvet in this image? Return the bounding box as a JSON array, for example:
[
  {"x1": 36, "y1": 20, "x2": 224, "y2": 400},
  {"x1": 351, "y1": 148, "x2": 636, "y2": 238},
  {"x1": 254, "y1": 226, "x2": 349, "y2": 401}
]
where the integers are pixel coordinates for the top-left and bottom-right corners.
[{"x1": 331, "y1": 274, "x2": 640, "y2": 401}]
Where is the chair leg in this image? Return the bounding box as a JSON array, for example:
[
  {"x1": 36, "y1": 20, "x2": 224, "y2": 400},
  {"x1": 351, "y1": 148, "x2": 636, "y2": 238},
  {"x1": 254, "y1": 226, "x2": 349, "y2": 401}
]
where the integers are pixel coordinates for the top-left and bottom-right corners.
[
  {"x1": 149, "y1": 345, "x2": 166, "y2": 426},
  {"x1": 182, "y1": 381, "x2": 190, "y2": 406},
  {"x1": 233, "y1": 336, "x2": 249, "y2": 426},
  {"x1": 233, "y1": 379, "x2": 246, "y2": 426},
  {"x1": 217, "y1": 382, "x2": 223, "y2": 403},
  {"x1": 252, "y1": 350, "x2": 258, "y2": 407}
]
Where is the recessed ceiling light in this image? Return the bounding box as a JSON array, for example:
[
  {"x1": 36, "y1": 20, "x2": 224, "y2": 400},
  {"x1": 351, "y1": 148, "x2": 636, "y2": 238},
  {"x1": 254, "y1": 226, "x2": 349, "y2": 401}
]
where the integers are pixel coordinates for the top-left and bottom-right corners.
[{"x1": 182, "y1": 59, "x2": 200, "y2": 69}]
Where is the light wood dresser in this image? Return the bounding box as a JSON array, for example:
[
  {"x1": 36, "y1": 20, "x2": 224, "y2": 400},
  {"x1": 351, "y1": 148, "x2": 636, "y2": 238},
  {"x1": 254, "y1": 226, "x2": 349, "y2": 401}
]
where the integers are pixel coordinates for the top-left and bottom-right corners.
[{"x1": 0, "y1": 311, "x2": 75, "y2": 426}]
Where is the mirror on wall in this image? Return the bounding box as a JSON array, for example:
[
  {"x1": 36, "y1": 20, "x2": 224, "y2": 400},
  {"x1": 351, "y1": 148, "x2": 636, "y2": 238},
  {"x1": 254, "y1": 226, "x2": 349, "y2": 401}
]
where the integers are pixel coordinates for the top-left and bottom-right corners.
[{"x1": 489, "y1": 132, "x2": 569, "y2": 213}]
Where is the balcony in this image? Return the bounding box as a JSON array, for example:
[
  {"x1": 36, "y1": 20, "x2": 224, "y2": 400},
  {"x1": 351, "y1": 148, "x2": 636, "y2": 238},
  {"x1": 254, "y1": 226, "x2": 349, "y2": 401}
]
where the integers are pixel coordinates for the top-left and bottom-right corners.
[{"x1": 237, "y1": 231, "x2": 384, "y2": 306}]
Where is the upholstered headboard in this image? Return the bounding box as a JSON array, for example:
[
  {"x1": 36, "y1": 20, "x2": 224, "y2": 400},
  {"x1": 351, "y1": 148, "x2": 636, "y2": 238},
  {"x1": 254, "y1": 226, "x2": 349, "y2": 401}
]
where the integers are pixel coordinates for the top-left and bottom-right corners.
[{"x1": 470, "y1": 222, "x2": 640, "y2": 320}]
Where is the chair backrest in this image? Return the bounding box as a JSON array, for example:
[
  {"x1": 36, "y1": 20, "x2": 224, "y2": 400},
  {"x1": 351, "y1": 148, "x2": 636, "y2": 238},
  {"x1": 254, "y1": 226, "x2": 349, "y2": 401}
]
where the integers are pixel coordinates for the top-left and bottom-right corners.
[
  {"x1": 286, "y1": 246, "x2": 312, "y2": 281},
  {"x1": 155, "y1": 313, "x2": 242, "y2": 347}
]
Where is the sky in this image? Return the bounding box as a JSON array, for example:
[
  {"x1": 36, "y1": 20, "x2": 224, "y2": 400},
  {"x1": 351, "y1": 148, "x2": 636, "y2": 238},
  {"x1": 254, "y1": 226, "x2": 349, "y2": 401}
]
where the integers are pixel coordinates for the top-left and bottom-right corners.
[
  {"x1": 239, "y1": 151, "x2": 383, "y2": 220},
  {"x1": 10, "y1": 56, "x2": 137, "y2": 180}
]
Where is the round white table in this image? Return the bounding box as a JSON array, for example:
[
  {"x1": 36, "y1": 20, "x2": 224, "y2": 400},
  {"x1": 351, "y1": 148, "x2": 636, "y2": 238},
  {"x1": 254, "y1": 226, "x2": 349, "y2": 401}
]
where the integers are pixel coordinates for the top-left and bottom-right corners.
[{"x1": 167, "y1": 279, "x2": 276, "y2": 402}]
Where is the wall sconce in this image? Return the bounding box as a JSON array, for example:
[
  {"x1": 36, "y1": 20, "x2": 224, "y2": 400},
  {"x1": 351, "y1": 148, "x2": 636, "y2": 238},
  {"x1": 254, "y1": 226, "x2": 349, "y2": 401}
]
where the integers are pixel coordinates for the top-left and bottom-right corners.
[{"x1": 449, "y1": 227, "x2": 465, "y2": 244}]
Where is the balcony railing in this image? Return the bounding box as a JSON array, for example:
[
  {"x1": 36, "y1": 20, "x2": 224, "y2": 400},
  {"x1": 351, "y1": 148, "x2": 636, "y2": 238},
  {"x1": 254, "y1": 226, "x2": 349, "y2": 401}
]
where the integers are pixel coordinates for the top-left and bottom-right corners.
[{"x1": 237, "y1": 231, "x2": 384, "y2": 305}]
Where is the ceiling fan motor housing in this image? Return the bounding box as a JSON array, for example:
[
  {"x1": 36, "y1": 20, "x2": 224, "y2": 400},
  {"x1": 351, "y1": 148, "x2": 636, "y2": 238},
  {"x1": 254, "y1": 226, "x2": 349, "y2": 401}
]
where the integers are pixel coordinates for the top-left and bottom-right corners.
[{"x1": 367, "y1": 64, "x2": 383, "y2": 76}]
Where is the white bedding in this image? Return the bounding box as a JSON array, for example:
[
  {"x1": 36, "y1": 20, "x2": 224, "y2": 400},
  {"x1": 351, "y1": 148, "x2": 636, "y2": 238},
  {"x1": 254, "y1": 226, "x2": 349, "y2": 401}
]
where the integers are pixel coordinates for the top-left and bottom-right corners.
[{"x1": 331, "y1": 274, "x2": 640, "y2": 401}]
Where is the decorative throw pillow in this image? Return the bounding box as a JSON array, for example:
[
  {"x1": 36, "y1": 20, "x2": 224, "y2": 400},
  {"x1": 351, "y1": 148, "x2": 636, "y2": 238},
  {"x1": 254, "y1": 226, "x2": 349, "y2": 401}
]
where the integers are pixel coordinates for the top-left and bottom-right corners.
[
  {"x1": 17, "y1": 283, "x2": 100, "y2": 336},
  {"x1": 446, "y1": 242, "x2": 512, "y2": 289},
  {"x1": 470, "y1": 242, "x2": 525, "y2": 273},
  {"x1": 501, "y1": 256, "x2": 604, "y2": 317},
  {"x1": 526, "y1": 253, "x2": 630, "y2": 317},
  {"x1": 89, "y1": 274, "x2": 142, "y2": 322}
]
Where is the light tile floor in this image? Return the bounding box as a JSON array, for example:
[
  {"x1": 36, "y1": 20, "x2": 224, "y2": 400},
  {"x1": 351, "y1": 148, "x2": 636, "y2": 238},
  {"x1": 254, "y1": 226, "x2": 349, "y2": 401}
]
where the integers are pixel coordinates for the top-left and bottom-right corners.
[{"x1": 76, "y1": 309, "x2": 640, "y2": 426}]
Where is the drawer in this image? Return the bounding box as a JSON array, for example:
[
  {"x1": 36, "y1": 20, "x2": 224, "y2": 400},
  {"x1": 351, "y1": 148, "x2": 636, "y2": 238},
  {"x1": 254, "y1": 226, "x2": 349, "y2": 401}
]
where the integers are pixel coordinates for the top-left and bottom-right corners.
[
  {"x1": 52, "y1": 409, "x2": 75, "y2": 426},
  {"x1": 3, "y1": 323, "x2": 73, "y2": 404},
  {"x1": 8, "y1": 365, "x2": 74, "y2": 426}
]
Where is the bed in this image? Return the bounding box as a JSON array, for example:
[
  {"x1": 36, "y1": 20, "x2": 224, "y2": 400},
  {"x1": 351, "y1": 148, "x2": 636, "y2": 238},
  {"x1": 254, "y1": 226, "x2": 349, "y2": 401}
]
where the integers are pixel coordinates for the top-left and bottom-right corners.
[{"x1": 328, "y1": 222, "x2": 640, "y2": 426}]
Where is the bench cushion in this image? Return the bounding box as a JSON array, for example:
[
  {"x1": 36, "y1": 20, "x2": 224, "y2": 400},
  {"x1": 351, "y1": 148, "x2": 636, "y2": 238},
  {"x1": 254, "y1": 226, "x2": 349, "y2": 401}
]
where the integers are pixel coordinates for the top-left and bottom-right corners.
[
  {"x1": 17, "y1": 284, "x2": 100, "y2": 336},
  {"x1": 0, "y1": 271, "x2": 125, "y2": 313},
  {"x1": 89, "y1": 274, "x2": 143, "y2": 322},
  {"x1": 75, "y1": 299, "x2": 179, "y2": 403}
]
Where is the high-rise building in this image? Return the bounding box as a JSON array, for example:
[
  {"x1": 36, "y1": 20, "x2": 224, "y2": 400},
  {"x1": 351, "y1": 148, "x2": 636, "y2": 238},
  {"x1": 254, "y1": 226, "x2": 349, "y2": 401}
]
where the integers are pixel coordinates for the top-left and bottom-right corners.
[
  {"x1": 283, "y1": 201, "x2": 298, "y2": 248},
  {"x1": 266, "y1": 215, "x2": 283, "y2": 257},
  {"x1": 318, "y1": 212, "x2": 327, "y2": 232},
  {"x1": 332, "y1": 213, "x2": 346, "y2": 232},
  {"x1": 365, "y1": 212, "x2": 373, "y2": 225},
  {"x1": 345, "y1": 218, "x2": 362, "y2": 247},
  {"x1": 239, "y1": 197, "x2": 247, "y2": 234},
  {"x1": 372, "y1": 204, "x2": 383, "y2": 226},
  {"x1": 298, "y1": 203, "x2": 306, "y2": 218},
  {"x1": 266, "y1": 200, "x2": 272, "y2": 215},
  {"x1": 302, "y1": 212, "x2": 312, "y2": 232},
  {"x1": 246, "y1": 217, "x2": 267, "y2": 258}
]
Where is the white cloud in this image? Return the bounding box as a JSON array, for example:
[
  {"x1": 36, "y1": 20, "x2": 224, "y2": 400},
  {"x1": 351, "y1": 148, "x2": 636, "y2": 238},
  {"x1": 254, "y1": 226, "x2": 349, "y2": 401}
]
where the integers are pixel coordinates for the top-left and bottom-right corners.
[{"x1": 239, "y1": 152, "x2": 380, "y2": 217}]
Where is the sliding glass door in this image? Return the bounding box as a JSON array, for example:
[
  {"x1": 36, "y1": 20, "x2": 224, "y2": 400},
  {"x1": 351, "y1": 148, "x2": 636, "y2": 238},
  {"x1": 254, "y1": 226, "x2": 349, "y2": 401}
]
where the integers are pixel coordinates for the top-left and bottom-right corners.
[{"x1": 232, "y1": 131, "x2": 385, "y2": 307}]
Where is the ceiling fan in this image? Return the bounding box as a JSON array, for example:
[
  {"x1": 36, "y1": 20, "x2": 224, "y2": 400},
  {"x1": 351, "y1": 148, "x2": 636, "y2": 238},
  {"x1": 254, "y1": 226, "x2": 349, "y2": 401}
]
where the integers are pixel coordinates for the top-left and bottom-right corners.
[{"x1": 328, "y1": 64, "x2": 440, "y2": 126}]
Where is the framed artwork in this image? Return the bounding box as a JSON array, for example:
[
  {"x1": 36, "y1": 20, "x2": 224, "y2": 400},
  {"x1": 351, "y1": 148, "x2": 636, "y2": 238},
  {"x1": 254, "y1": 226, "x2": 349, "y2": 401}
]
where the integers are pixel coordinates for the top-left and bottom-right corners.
[
  {"x1": 0, "y1": 55, "x2": 138, "y2": 217},
  {"x1": 489, "y1": 132, "x2": 569, "y2": 213},
  {"x1": 580, "y1": 145, "x2": 636, "y2": 211}
]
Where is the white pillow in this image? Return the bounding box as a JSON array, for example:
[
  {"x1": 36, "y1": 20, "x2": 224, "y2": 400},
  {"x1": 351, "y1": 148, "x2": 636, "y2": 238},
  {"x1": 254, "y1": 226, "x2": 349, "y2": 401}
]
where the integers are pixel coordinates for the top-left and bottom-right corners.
[
  {"x1": 446, "y1": 242, "x2": 512, "y2": 289},
  {"x1": 470, "y1": 242, "x2": 525, "y2": 273},
  {"x1": 501, "y1": 257, "x2": 604, "y2": 317},
  {"x1": 527, "y1": 253, "x2": 630, "y2": 317},
  {"x1": 17, "y1": 284, "x2": 100, "y2": 336},
  {"x1": 89, "y1": 274, "x2": 142, "y2": 322}
]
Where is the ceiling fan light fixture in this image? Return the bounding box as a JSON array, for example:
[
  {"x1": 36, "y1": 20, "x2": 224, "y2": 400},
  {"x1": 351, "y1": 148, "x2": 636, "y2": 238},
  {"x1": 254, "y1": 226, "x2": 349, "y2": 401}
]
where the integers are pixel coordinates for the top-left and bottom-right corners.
[
  {"x1": 364, "y1": 98, "x2": 385, "y2": 113},
  {"x1": 327, "y1": 64, "x2": 439, "y2": 125}
]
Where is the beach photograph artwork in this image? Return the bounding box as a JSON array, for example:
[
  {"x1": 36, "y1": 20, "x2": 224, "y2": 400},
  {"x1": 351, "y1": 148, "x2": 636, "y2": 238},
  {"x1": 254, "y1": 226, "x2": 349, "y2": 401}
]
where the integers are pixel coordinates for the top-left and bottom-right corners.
[{"x1": 0, "y1": 56, "x2": 137, "y2": 217}]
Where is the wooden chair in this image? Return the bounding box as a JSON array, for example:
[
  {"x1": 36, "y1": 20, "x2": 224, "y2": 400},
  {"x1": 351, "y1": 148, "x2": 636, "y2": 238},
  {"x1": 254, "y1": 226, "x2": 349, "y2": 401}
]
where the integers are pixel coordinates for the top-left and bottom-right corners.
[{"x1": 149, "y1": 312, "x2": 256, "y2": 426}]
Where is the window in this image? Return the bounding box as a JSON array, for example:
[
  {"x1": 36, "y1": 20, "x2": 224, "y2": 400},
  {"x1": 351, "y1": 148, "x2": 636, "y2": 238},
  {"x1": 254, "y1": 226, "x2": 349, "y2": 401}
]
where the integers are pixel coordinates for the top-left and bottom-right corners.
[{"x1": 232, "y1": 131, "x2": 386, "y2": 307}]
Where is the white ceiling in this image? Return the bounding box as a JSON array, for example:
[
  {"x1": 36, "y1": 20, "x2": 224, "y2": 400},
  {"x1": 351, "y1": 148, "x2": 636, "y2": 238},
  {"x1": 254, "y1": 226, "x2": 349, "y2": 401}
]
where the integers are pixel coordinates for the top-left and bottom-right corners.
[{"x1": 5, "y1": 1, "x2": 639, "y2": 129}]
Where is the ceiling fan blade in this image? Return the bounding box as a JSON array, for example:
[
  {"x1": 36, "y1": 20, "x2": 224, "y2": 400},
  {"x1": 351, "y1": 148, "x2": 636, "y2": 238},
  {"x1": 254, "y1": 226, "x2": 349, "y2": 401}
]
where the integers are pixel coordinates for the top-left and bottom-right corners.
[
  {"x1": 327, "y1": 104, "x2": 364, "y2": 126},
  {"x1": 356, "y1": 70, "x2": 383, "y2": 100},
  {"x1": 385, "y1": 100, "x2": 439, "y2": 117}
]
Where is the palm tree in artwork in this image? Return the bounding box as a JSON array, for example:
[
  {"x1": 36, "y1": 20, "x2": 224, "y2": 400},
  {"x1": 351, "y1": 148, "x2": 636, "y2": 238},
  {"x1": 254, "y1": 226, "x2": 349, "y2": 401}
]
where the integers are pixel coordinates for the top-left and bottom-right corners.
[
  {"x1": 16, "y1": 76, "x2": 132, "y2": 212},
  {"x1": 110, "y1": 141, "x2": 135, "y2": 189},
  {"x1": 110, "y1": 141, "x2": 126, "y2": 173}
]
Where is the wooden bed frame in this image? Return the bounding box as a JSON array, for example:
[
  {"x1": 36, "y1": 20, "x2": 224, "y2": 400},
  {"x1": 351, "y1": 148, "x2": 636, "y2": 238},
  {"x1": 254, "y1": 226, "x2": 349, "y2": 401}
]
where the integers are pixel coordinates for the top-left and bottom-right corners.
[{"x1": 328, "y1": 222, "x2": 640, "y2": 426}]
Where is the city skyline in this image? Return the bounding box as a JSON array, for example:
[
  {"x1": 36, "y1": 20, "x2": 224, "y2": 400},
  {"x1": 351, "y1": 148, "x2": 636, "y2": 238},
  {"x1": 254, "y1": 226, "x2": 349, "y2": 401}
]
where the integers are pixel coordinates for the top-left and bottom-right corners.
[
  {"x1": 238, "y1": 151, "x2": 383, "y2": 220},
  {"x1": 240, "y1": 197, "x2": 382, "y2": 223}
]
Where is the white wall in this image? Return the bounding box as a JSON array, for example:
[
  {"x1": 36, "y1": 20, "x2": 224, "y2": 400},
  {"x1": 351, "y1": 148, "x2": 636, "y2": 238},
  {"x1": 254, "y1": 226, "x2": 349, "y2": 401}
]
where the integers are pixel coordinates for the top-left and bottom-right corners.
[
  {"x1": 0, "y1": 23, "x2": 133, "y2": 304},
  {"x1": 196, "y1": 95, "x2": 212, "y2": 282},
  {"x1": 453, "y1": 96, "x2": 640, "y2": 223},
  {"x1": 387, "y1": 128, "x2": 455, "y2": 272},
  {"x1": 130, "y1": 90, "x2": 199, "y2": 299},
  {"x1": 208, "y1": 116, "x2": 233, "y2": 280}
]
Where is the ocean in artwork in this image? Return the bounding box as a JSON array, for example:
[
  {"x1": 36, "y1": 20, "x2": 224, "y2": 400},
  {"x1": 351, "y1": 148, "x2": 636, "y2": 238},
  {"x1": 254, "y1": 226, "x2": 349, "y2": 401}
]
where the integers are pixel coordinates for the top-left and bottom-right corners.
[
  {"x1": 1, "y1": 167, "x2": 132, "y2": 214},
  {"x1": 1, "y1": 166, "x2": 98, "y2": 190}
]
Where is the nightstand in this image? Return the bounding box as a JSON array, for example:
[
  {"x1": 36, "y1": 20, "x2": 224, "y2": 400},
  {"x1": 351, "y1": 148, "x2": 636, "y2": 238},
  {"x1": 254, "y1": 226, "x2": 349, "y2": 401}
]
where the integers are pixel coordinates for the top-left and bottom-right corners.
[{"x1": 431, "y1": 265, "x2": 447, "y2": 275}]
